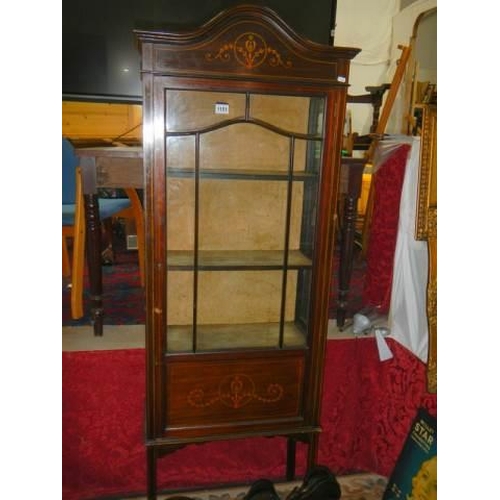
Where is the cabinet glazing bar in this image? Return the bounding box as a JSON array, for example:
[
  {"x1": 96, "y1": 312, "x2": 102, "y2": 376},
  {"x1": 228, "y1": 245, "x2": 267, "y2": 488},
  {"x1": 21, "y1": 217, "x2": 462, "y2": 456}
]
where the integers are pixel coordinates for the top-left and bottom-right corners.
[
  {"x1": 278, "y1": 135, "x2": 295, "y2": 348},
  {"x1": 192, "y1": 132, "x2": 201, "y2": 352}
]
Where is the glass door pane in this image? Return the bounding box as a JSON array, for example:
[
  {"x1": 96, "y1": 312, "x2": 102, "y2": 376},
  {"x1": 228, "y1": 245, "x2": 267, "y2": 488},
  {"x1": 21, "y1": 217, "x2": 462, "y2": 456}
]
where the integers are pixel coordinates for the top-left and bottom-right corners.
[{"x1": 164, "y1": 88, "x2": 325, "y2": 353}]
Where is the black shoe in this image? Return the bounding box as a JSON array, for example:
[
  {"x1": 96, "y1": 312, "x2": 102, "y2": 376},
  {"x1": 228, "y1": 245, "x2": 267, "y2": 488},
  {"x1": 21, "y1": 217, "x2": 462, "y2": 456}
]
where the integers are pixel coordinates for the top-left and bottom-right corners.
[
  {"x1": 286, "y1": 465, "x2": 341, "y2": 500},
  {"x1": 244, "y1": 478, "x2": 281, "y2": 500}
]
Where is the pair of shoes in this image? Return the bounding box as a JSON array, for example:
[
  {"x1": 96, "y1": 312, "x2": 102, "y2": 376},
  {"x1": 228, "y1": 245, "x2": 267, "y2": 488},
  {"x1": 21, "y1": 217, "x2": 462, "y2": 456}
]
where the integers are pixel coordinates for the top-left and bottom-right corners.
[
  {"x1": 244, "y1": 478, "x2": 281, "y2": 500},
  {"x1": 286, "y1": 465, "x2": 341, "y2": 500}
]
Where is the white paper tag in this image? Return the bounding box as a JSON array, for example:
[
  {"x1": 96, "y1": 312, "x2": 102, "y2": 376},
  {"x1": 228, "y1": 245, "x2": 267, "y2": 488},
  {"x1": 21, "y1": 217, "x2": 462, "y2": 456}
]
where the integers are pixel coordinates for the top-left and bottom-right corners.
[
  {"x1": 215, "y1": 102, "x2": 229, "y2": 114},
  {"x1": 375, "y1": 329, "x2": 393, "y2": 361}
]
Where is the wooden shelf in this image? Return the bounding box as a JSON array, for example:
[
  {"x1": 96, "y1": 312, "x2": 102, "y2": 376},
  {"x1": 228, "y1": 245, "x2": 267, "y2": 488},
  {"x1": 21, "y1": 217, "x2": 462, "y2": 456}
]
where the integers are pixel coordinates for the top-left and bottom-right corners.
[
  {"x1": 167, "y1": 167, "x2": 317, "y2": 181},
  {"x1": 166, "y1": 321, "x2": 307, "y2": 352},
  {"x1": 167, "y1": 250, "x2": 313, "y2": 270}
]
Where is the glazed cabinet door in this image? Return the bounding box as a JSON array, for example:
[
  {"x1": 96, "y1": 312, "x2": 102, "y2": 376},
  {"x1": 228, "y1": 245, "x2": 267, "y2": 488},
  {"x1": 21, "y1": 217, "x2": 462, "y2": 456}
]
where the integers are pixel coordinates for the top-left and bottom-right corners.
[
  {"x1": 160, "y1": 85, "x2": 326, "y2": 354},
  {"x1": 138, "y1": 6, "x2": 360, "y2": 497}
]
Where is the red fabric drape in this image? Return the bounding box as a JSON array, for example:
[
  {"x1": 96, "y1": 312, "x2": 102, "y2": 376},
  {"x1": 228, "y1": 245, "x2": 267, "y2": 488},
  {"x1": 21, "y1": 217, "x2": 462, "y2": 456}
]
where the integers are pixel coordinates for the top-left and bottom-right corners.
[
  {"x1": 62, "y1": 338, "x2": 436, "y2": 499},
  {"x1": 362, "y1": 144, "x2": 411, "y2": 313}
]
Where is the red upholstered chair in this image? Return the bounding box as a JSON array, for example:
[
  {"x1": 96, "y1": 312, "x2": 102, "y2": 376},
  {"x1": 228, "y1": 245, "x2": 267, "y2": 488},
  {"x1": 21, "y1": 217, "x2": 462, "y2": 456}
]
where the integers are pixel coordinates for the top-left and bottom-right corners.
[{"x1": 361, "y1": 143, "x2": 411, "y2": 313}]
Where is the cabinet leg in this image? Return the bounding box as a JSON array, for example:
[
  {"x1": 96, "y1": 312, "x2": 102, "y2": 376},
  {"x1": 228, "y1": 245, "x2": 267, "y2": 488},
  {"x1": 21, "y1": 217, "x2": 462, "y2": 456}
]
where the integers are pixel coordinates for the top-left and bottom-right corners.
[
  {"x1": 147, "y1": 446, "x2": 157, "y2": 500},
  {"x1": 286, "y1": 438, "x2": 296, "y2": 480},
  {"x1": 306, "y1": 433, "x2": 319, "y2": 472}
]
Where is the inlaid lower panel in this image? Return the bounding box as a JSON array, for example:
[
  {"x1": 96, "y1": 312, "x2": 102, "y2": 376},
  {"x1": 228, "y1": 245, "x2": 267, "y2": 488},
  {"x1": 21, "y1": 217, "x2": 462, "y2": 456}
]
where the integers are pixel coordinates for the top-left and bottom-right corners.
[{"x1": 163, "y1": 352, "x2": 305, "y2": 435}]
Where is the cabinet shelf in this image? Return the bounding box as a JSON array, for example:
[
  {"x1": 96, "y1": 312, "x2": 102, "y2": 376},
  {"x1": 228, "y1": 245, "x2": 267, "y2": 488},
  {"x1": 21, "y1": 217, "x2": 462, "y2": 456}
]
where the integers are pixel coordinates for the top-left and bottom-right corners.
[
  {"x1": 167, "y1": 167, "x2": 317, "y2": 181},
  {"x1": 166, "y1": 321, "x2": 307, "y2": 352},
  {"x1": 167, "y1": 250, "x2": 312, "y2": 270}
]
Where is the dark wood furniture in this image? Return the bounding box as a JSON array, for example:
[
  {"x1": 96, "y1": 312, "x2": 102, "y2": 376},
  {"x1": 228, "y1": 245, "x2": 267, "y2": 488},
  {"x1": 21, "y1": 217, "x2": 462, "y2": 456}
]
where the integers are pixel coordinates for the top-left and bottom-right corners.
[
  {"x1": 135, "y1": 5, "x2": 358, "y2": 498},
  {"x1": 73, "y1": 149, "x2": 362, "y2": 337},
  {"x1": 334, "y1": 84, "x2": 392, "y2": 329},
  {"x1": 346, "y1": 83, "x2": 391, "y2": 150},
  {"x1": 74, "y1": 146, "x2": 143, "y2": 336},
  {"x1": 335, "y1": 157, "x2": 366, "y2": 329}
]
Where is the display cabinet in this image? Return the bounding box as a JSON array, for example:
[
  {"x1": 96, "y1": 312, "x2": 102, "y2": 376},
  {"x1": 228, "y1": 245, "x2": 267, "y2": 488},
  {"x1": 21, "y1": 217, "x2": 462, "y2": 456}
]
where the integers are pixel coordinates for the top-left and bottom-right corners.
[{"x1": 136, "y1": 6, "x2": 359, "y2": 498}]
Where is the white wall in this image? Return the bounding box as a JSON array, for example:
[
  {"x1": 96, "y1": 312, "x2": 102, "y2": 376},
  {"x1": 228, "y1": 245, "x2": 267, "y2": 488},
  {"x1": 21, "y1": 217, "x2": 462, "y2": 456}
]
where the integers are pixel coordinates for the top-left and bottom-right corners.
[
  {"x1": 414, "y1": 12, "x2": 437, "y2": 84},
  {"x1": 335, "y1": 0, "x2": 437, "y2": 135},
  {"x1": 388, "y1": 0, "x2": 437, "y2": 133},
  {"x1": 334, "y1": 0, "x2": 399, "y2": 135}
]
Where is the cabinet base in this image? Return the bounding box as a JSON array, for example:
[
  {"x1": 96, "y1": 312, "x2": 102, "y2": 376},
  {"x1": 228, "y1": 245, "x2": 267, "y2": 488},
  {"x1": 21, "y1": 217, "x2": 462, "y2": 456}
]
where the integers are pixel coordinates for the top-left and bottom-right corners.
[{"x1": 146, "y1": 433, "x2": 319, "y2": 500}]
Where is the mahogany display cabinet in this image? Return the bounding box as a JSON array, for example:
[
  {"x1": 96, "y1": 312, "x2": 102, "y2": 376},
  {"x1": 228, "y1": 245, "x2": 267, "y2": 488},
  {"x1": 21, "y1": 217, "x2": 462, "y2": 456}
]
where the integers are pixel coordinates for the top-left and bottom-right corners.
[{"x1": 135, "y1": 5, "x2": 359, "y2": 498}]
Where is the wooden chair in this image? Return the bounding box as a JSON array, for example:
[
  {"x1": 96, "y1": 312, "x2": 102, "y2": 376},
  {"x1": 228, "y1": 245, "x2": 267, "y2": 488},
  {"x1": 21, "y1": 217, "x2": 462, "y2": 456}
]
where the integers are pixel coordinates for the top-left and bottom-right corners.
[{"x1": 62, "y1": 137, "x2": 145, "y2": 319}]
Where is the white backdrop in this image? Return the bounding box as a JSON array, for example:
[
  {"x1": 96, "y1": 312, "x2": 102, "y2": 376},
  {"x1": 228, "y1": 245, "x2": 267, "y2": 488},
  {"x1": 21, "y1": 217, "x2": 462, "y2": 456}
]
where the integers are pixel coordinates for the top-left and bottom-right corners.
[
  {"x1": 335, "y1": 0, "x2": 437, "y2": 135},
  {"x1": 335, "y1": 0, "x2": 399, "y2": 135},
  {"x1": 388, "y1": 137, "x2": 429, "y2": 362}
]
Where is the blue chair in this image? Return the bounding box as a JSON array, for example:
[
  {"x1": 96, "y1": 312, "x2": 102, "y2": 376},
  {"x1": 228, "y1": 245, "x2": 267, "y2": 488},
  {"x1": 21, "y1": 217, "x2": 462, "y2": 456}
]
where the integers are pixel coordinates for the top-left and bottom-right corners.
[{"x1": 62, "y1": 137, "x2": 144, "y2": 319}]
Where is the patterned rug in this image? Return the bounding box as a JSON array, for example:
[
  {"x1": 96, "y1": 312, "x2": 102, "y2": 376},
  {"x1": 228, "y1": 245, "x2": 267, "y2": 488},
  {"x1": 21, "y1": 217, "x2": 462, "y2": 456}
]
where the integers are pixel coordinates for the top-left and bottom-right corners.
[
  {"x1": 125, "y1": 474, "x2": 387, "y2": 500},
  {"x1": 62, "y1": 229, "x2": 146, "y2": 326}
]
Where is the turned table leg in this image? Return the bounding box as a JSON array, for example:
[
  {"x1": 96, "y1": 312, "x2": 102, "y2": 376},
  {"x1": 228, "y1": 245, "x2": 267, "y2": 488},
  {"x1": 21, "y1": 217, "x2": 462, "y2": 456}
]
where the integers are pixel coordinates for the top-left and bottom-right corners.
[
  {"x1": 336, "y1": 158, "x2": 365, "y2": 330},
  {"x1": 336, "y1": 194, "x2": 358, "y2": 329},
  {"x1": 81, "y1": 157, "x2": 104, "y2": 336}
]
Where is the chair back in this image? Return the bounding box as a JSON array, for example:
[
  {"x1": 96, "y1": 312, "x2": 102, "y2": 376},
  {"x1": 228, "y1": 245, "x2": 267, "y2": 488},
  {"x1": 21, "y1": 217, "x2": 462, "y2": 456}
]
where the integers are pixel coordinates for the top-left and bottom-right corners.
[{"x1": 62, "y1": 137, "x2": 79, "y2": 204}]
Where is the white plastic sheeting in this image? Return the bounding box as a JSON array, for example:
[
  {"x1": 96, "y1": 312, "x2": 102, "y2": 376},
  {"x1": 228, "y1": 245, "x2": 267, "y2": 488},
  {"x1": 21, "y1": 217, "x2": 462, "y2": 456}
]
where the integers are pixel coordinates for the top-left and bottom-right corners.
[{"x1": 388, "y1": 136, "x2": 429, "y2": 363}]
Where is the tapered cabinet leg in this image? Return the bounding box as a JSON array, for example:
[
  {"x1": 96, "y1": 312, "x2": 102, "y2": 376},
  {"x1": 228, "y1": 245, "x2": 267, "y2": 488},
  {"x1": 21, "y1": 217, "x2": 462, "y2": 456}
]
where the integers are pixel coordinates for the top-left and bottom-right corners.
[
  {"x1": 306, "y1": 434, "x2": 319, "y2": 472},
  {"x1": 286, "y1": 437, "x2": 297, "y2": 480},
  {"x1": 147, "y1": 446, "x2": 157, "y2": 500}
]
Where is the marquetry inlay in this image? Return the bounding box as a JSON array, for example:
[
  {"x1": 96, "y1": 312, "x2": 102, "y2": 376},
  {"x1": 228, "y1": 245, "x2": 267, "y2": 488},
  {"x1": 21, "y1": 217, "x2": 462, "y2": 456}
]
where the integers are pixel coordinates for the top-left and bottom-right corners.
[
  {"x1": 427, "y1": 278, "x2": 437, "y2": 327},
  {"x1": 187, "y1": 373, "x2": 284, "y2": 409},
  {"x1": 206, "y1": 32, "x2": 292, "y2": 69},
  {"x1": 427, "y1": 359, "x2": 437, "y2": 393},
  {"x1": 427, "y1": 207, "x2": 437, "y2": 239}
]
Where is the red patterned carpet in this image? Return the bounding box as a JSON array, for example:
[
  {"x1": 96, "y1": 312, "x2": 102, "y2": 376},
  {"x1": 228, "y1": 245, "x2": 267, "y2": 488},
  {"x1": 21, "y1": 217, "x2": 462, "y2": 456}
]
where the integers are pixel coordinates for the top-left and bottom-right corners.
[
  {"x1": 62, "y1": 339, "x2": 436, "y2": 500},
  {"x1": 62, "y1": 235, "x2": 146, "y2": 326}
]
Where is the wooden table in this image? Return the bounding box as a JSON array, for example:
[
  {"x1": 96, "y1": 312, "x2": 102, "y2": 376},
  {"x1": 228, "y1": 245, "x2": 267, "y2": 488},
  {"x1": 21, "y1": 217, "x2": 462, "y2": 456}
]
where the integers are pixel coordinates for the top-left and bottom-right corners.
[
  {"x1": 75, "y1": 146, "x2": 143, "y2": 336},
  {"x1": 74, "y1": 147, "x2": 365, "y2": 336}
]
